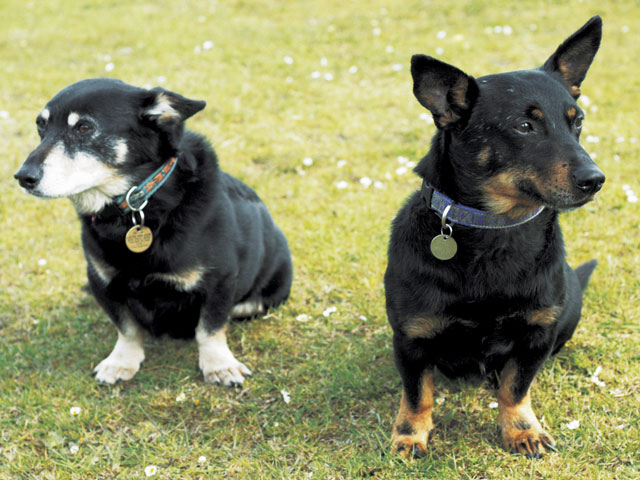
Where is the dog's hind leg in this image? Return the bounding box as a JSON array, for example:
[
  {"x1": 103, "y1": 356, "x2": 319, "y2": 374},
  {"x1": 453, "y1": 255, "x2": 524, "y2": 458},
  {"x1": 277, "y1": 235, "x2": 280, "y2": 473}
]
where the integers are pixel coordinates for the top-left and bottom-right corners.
[
  {"x1": 93, "y1": 311, "x2": 145, "y2": 384},
  {"x1": 551, "y1": 259, "x2": 597, "y2": 355}
]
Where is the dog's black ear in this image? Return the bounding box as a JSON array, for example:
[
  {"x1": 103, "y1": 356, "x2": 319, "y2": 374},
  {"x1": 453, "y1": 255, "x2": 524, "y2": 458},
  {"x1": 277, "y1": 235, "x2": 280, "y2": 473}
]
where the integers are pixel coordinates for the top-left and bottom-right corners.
[
  {"x1": 140, "y1": 87, "x2": 206, "y2": 124},
  {"x1": 411, "y1": 54, "x2": 478, "y2": 129},
  {"x1": 541, "y1": 15, "x2": 602, "y2": 99}
]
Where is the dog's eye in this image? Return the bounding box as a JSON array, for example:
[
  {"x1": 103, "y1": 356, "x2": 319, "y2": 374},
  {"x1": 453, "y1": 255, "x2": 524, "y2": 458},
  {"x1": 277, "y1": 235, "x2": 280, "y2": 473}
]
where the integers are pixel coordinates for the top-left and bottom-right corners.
[
  {"x1": 515, "y1": 122, "x2": 534, "y2": 134},
  {"x1": 36, "y1": 117, "x2": 46, "y2": 132},
  {"x1": 75, "y1": 121, "x2": 94, "y2": 135},
  {"x1": 574, "y1": 117, "x2": 583, "y2": 130}
]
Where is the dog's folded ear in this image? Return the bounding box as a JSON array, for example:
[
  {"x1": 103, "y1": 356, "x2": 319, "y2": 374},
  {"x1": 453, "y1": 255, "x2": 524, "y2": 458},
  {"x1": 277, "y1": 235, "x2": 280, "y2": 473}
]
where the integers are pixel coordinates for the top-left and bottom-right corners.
[
  {"x1": 140, "y1": 88, "x2": 206, "y2": 125},
  {"x1": 411, "y1": 55, "x2": 479, "y2": 130},
  {"x1": 541, "y1": 15, "x2": 602, "y2": 99}
]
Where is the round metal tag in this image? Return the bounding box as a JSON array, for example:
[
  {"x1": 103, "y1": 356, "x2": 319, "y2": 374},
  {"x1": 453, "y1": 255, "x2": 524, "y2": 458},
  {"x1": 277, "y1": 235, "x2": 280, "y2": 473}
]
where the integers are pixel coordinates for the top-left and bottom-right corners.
[
  {"x1": 430, "y1": 234, "x2": 457, "y2": 261},
  {"x1": 125, "y1": 226, "x2": 153, "y2": 253}
]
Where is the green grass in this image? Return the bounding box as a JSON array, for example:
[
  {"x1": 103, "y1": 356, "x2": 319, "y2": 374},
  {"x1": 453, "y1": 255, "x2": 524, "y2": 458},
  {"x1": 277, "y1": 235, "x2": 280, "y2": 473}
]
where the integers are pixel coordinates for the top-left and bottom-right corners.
[{"x1": 1, "y1": 0, "x2": 638, "y2": 478}]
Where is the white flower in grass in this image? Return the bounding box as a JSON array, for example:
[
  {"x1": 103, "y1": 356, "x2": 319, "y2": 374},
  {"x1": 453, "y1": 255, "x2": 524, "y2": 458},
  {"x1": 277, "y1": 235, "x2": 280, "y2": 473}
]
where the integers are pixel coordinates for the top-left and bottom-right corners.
[
  {"x1": 435, "y1": 397, "x2": 445, "y2": 405},
  {"x1": 373, "y1": 27, "x2": 381, "y2": 36},
  {"x1": 203, "y1": 41, "x2": 214, "y2": 51},
  {"x1": 420, "y1": 112, "x2": 432, "y2": 121},
  {"x1": 435, "y1": 47, "x2": 444, "y2": 55},
  {"x1": 565, "y1": 420, "x2": 580, "y2": 430},
  {"x1": 198, "y1": 455, "x2": 207, "y2": 463},
  {"x1": 348, "y1": 65, "x2": 358, "y2": 74},
  {"x1": 360, "y1": 177, "x2": 372, "y2": 188},
  {"x1": 69, "y1": 445, "x2": 79, "y2": 454},
  {"x1": 281, "y1": 389, "x2": 291, "y2": 404},
  {"x1": 283, "y1": 56, "x2": 294, "y2": 65},
  {"x1": 324, "y1": 73, "x2": 334, "y2": 81},
  {"x1": 69, "y1": 406, "x2": 82, "y2": 416},
  {"x1": 176, "y1": 392, "x2": 186, "y2": 402},
  {"x1": 296, "y1": 314, "x2": 309, "y2": 322},
  {"x1": 590, "y1": 366, "x2": 605, "y2": 387},
  {"x1": 585, "y1": 135, "x2": 599, "y2": 143},
  {"x1": 105, "y1": 62, "x2": 115, "y2": 72},
  {"x1": 489, "y1": 401, "x2": 499, "y2": 409},
  {"x1": 437, "y1": 30, "x2": 446, "y2": 39},
  {"x1": 395, "y1": 166, "x2": 408, "y2": 176},
  {"x1": 336, "y1": 180, "x2": 349, "y2": 189},
  {"x1": 374, "y1": 181, "x2": 384, "y2": 189},
  {"x1": 0, "y1": 110, "x2": 10, "y2": 120},
  {"x1": 145, "y1": 465, "x2": 158, "y2": 477},
  {"x1": 579, "y1": 95, "x2": 591, "y2": 107},
  {"x1": 302, "y1": 157, "x2": 313, "y2": 166},
  {"x1": 385, "y1": 45, "x2": 395, "y2": 53},
  {"x1": 38, "y1": 259, "x2": 47, "y2": 266},
  {"x1": 397, "y1": 156, "x2": 408, "y2": 164},
  {"x1": 320, "y1": 57, "x2": 328, "y2": 67},
  {"x1": 323, "y1": 306, "x2": 337, "y2": 317},
  {"x1": 311, "y1": 71, "x2": 321, "y2": 79},
  {"x1": 337, "y1": 160, "x2": 347, "y2": 168},
  {"x1": 503, "y1": 26, "x2": 513, "y2": 35},
  {"x1": 391, "y1": 64, "x2": 403, "y2": 72}
]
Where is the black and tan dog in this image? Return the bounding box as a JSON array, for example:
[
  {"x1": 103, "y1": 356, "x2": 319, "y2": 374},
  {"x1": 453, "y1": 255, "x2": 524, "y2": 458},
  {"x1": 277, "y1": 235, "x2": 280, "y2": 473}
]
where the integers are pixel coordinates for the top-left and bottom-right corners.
[
  {"x1": 15, "y1": 79, "x2": 293, "y2": 386},
  {"x1": 385, "y1": 16, "x2": 604, "y2": 457}
]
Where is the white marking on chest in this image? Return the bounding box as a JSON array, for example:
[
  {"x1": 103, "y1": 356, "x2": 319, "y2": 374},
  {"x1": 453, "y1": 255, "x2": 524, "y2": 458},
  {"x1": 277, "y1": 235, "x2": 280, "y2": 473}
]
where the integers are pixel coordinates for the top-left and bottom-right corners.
[
  {"x1": 147, "y1": 266, "x2": 205, "y2": 291},
  {"x1": 86, "y1": 252, "x2": 117, "y2": 285},
  {"x1": 67, "y1": 112, "x2": 80, "y2": 127}
]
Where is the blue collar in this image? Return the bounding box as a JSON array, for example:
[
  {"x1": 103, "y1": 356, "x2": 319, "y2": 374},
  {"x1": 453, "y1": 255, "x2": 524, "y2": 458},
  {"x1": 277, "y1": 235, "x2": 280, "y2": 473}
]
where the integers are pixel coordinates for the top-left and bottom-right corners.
[
  {"x1": 421, "y1": 181, "x2": 545, "y2": 229},
  {"x1": 116, "y1": 157, "x2": 178, "y2": 213}
]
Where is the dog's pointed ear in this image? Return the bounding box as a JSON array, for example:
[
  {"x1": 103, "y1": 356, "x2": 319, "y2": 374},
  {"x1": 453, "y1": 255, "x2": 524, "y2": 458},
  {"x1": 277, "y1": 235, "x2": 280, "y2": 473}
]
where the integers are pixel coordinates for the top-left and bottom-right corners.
[
  {"x1": 411, "y1": 54, "x2": 479, "y2": 130},
  {"x1": 541, "y1": 15, "x2": 602, "y2": 99},
  {"x1": 140, "y1": 87, "x2": 206, "y2": 125}
]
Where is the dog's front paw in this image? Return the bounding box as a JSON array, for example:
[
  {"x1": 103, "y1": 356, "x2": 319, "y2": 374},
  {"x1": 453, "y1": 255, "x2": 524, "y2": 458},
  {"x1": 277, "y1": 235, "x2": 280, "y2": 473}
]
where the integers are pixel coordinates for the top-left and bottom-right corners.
[
  {"x1": 93, "y1": 333, "x2": 145, "y2": 384},
  {"x1": 391, "y1": 428, "x2": 433, "y2": 459},
  {"x1": 200, "y1": 358, "x2": 252, "y2": 387},
  {"x1": 93, "y1": 352, "x2": 144, "y2": 384},
  {"x1": 500, "y1": 424, "x2": 556, "y2": 458}
]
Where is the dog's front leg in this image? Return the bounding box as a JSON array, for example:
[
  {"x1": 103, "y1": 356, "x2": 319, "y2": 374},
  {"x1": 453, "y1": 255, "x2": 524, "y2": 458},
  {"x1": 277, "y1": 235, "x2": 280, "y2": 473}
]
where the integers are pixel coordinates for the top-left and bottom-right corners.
[
  {"x1": 93, "y1": 310, "x2": 145, "y2": 384},
  {"x1": 196, "y1": 305, "x2": 252, "y2": 387},
  {"x1": 391, "y1": 335, "x2": 435, "y2": 458},
  {"x1": 496, "y1": 358, "x2": 557, "y2": 457}
]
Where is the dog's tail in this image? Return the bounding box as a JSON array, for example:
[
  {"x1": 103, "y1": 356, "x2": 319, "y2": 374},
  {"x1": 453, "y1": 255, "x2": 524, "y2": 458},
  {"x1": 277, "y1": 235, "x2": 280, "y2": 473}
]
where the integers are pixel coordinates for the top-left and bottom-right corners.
[{"x1": 575, "y1": 259, "x2": 598, "y2": 291}]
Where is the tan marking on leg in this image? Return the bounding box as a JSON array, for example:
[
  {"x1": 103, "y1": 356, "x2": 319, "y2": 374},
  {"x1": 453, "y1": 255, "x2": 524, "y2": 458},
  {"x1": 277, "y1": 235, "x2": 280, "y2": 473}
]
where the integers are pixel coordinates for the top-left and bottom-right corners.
[
  {"x1": 391, "y1": 371, "x2": 435, "y2": 458},
  {"x1": 403, "y1": 315, "x2": 449, "y2": 339},
  {"x1": 527, "y1": 306, "x2": 561, "y2": 327},
  {"x1": 497, "y1": 360, "x2": 556, "y2": 457}
]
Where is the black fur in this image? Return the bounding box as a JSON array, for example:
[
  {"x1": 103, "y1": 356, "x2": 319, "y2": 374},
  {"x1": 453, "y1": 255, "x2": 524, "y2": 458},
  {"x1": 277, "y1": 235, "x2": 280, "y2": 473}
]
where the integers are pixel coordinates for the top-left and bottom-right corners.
[{"x1": 385, "y1": 16, "x2": 603, "y2": 454}]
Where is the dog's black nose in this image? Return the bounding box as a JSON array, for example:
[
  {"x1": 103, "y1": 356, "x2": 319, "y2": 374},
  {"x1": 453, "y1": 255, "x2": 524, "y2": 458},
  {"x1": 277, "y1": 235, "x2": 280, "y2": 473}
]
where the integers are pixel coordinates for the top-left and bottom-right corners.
[
  {"x1": 572, "y1": 166, "x2": 605, "y2": 194},
  {"x1": 14, "y1": 164, "x2": 43, "y2": 190}
]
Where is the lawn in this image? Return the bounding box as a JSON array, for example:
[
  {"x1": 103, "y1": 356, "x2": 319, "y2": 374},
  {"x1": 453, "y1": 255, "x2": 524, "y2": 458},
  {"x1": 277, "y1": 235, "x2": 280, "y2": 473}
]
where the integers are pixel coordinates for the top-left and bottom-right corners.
[{"x1": 0, "y1": 0, "x2": 638, "y2": 478}]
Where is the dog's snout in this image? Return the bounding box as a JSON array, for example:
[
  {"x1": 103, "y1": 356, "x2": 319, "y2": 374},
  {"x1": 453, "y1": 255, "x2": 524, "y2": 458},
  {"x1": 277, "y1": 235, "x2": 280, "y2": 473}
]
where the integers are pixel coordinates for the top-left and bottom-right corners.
[
  {"x1": 14, "y1": 163, "x2": 43, "y2": 190},
  {"x1": 572, "y1": 165, "x2": 605, "y2": 194}
]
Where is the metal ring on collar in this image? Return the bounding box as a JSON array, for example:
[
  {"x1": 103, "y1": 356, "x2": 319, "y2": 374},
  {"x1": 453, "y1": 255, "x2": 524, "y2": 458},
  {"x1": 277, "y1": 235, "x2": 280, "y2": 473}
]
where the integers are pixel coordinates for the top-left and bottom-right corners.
[
  {"x1": 441, "y1": 204, "x2": 453, "y2": 237},
  {"x1": 125, "y1": 186, "x2": 148, "y2": 212}
]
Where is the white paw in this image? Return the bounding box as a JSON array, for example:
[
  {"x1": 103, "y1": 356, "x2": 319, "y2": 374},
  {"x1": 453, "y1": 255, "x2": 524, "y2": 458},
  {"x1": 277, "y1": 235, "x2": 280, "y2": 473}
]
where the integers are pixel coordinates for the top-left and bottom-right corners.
[
  {"x1": 196, "y1": 324, "x2": 252, "y2": 387},
  {"x1": 93, "y1": 334, "x2": 145, "y2": 384},
  {"x1": 200, "y1": 358, "x2": 252, "y2": 387}
]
